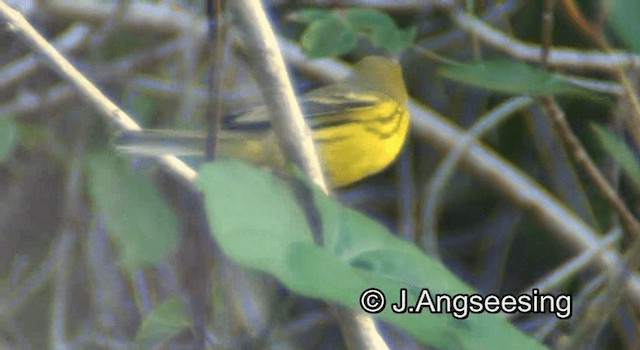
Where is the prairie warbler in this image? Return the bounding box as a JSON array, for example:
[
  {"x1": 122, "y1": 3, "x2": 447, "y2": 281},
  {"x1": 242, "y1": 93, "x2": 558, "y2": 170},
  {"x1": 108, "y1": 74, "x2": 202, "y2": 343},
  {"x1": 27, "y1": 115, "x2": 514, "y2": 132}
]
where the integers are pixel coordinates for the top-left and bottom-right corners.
[{"x1": 115, "y1": 56, "x2": 410, "y2": 187}]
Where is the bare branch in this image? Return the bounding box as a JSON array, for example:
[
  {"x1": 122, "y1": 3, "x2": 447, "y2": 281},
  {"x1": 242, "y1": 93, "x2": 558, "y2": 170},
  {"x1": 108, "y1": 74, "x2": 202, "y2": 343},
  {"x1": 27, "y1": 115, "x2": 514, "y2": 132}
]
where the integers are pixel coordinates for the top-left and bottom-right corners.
[{"x1": 450, "y1": 10, "x2": 640, "y2": 72}]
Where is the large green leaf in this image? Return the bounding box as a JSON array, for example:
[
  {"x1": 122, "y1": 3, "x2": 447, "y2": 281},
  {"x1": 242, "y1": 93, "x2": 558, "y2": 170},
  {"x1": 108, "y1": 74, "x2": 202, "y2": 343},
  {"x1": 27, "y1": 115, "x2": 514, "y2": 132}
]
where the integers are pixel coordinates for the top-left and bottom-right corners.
[
  {"x1": 440, "y1": 60, "x2": 591, "y2": 97},
  {"x1": 196, "y1": 159, "x2": 548, "y2": 350},
  {"x1": 89, "y1": 151, "x2": 179, "y2": 271},
  {"x1": 197, "y1": 159, "x2": 313, "y2": 273}
]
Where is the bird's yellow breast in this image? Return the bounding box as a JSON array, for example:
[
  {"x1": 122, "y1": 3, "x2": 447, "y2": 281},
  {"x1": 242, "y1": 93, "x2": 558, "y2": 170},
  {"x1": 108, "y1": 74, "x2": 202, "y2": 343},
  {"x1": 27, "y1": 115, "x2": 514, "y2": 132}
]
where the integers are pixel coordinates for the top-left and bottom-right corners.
[{"x1": 312, "y1": 97, "x2": 410, "y2": 187}]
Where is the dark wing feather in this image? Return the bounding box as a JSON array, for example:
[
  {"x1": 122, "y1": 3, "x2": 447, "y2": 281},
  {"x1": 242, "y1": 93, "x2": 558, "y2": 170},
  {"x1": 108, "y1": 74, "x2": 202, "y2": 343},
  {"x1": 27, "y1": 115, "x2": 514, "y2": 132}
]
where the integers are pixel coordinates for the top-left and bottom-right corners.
[{"x1": 221, "y1": 90, "x2": 382, "y2": 131}]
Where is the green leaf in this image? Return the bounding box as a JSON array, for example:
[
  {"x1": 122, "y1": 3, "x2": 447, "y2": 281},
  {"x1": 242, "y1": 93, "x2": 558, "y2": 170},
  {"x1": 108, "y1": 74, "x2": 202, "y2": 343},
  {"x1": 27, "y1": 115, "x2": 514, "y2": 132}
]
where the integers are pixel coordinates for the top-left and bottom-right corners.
[
  {"x1": 591, "y1": 124, "x2": 640, "y2": 192},
  {"x1": 381, "y1": 26, "x2": 417, "y2": 52},
  {"x1": 439, "y1": 60, "x2": 591, "y2": 97},
  {"x1": 343, "y1": 8, "x2": 416, "y2": 52},
  {"x1": 196, "y1": 160, "x2": 548, "y2": 350},
  {"x1": 296, "y1": 7, "x2": 414, "y2": 57},
  {"x1": 135, "y1": 297, "x2": 190, "y2": 347},
  {"x1": 344, "y1": 8, "x2": 397, "y2": 34},
  {"x1": 301, "y1": 17, "x2": 357, "y2": 58},
  {"x1": 0, "y1": 115, "x2": 18, "y2": 163},
  {"x1": 196, "y1": 160, "x2": 313, "y2": 272},
  {"x1": 608, "y1": 0, "x2": 640, "y2": 53},
  {"x1": 89, "y1": 151, "x2": 179, "y2": 271}
]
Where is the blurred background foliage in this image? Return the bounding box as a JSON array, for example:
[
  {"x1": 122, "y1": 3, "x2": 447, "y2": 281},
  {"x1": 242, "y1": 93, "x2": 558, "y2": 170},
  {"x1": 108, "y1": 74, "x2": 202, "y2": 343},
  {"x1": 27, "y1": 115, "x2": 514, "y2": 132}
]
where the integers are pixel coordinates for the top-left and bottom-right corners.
[{"x1": 1, "y1": 0, "x2": 639, "y2": 349}]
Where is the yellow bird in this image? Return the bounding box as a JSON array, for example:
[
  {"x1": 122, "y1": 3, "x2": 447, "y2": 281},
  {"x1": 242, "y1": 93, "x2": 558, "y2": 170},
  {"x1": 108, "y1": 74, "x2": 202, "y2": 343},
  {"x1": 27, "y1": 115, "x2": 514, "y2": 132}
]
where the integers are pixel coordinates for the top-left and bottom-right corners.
[{"x1": 115, "y1": 56, "x2": 410, "y2": 187}]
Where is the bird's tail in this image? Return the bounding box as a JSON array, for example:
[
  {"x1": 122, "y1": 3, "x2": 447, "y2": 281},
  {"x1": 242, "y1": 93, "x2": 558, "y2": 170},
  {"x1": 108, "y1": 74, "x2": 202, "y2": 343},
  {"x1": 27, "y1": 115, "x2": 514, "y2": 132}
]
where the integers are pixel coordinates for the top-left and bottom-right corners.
[
  {"x1": 113, "y1": 129, "x2": 281, "y2": 166},
  {"x1": 113, "y1": 129, "x2": 206, "y2": 156}
]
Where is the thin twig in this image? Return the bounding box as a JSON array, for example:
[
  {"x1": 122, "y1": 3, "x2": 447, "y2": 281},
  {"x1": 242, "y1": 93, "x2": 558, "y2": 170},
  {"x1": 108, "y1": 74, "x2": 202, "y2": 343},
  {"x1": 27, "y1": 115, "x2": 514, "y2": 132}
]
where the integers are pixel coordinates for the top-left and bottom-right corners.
[
  {"x1": 0, "y1": 23, "x2": 90, "y2": 89},
  {"x1": 2, "y1": 40, "x2": 180, "y2": 116},
  {"x1": 540, "y1": 96, "x2": 640, "y2": 240},
  {"x1": 559, "y1": 243, "x2": 640, "y2": 349},
  {"x1": 205, "y1": 0, "x2": 226, "y2": 160},
  {"x1": 519, "y1": 228, "x2": 621, "y2": 298},
  {"x1": 89, "y1": 0, "x2": 130, "y2": 49},
  {"x1": 0, "y1": 231, "x2": 68, "y2": 316},
  {"x1": 560, "y1": 75, "x2": 622, "y2": 96},
  {"x1": 49, "y1": 231, "x2": 75, "y2": 349},
  {"x1": 540, "y1": 0, "x2": 556, "y2": 67},
  {"x1": 175, "y1": 28, "x2": 200, "y2": 132},
  {"x1": 422, "y1": 96, "x2": 533, "y2": 257},
  {"x1": 450, "y1": 10, "x2": 640, "y2": 72},
  {"x1": 87, "y1": 217, "x2": 140, "y2": 340},
  {"x1": 556, "y1": 0, "x2": 640, "y2": 178},
  {"x1": 560, "y1": 0, "x2": 605, "y2": 45}
]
